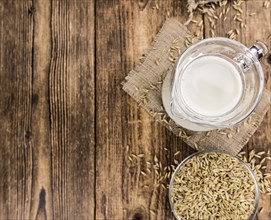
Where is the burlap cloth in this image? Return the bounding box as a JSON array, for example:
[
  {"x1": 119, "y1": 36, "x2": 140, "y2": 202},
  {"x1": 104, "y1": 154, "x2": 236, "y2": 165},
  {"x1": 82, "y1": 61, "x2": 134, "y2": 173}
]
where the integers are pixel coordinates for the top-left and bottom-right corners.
[{"x1": 122, "y1": 19, "x2": 271, "y2": 155}]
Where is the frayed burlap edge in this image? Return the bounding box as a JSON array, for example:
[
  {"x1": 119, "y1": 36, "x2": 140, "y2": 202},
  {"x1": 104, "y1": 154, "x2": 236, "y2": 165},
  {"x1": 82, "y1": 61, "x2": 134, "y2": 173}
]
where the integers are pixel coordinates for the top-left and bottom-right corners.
[{"x1": 122, "y1": 18, "x2": 271, "y2": 155}]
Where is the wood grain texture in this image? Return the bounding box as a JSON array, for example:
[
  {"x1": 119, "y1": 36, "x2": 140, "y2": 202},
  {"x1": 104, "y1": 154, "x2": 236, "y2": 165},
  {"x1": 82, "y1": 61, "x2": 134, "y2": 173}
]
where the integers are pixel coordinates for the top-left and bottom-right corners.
[
  {"x1": 49, "y1": 0, "x2": 95, "y2": 219},
  {"x1": 0, "y1": 0, "x2": 95, "y2": 219},
  {"x1": 95, "y1": 0, "x2": 201, "y2": 219},
  {"x1": 0, "y1": 1, "x2": 34, "y2": 219},
  {"x1": 0, "y1": 0, "x2": 270, "y2": 219},
  {"x1": 247, "y1": 1, "x2": 271, "y2": 218}
]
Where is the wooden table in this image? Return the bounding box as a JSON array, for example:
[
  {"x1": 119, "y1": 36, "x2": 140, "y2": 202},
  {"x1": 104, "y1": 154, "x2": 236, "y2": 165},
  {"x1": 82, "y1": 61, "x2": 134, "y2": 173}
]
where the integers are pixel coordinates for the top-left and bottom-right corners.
[{"x1": 0, "y1": 0, "x2": 270, "y2": 219}]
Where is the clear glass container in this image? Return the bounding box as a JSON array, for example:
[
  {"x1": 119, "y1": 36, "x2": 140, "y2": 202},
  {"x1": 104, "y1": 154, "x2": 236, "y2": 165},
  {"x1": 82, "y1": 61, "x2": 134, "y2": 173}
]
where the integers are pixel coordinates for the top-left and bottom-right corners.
[
  {"x1": 162, "y1": 38, "x2": 268, "y2": 131},
  {"x1": 169, "y1": 150, "x2": 260, "y2": 220}
]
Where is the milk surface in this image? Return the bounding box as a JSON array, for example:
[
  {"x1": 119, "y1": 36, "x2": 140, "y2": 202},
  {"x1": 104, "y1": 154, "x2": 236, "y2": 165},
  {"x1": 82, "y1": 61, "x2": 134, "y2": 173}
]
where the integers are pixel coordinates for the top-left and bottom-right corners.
[{"x1": 180, "y1": 55, "x2": 243, "y2": 116}]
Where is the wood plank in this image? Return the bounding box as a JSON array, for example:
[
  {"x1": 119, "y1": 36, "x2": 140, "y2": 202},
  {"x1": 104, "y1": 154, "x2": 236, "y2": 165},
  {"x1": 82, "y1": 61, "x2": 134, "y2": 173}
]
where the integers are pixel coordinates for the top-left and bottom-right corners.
[
  {"x1": 95, "y1": 0, "x2": 202, "y2": 219},
  {"x1": 30, "y1": 0, "x2": 52, "y2": 218},
  {"x1": 0, "y1": 0, "x2": 95, "y2": 219},
  {"x1": 0, "y1": 1, "x2": 34, "y2": 219},
  {"x1": 247, "y1": 1, "x2": 271, "y2": 219},
  {"x1": 204, "y1": 0, "x2": 271, "y2": 218},
  {"x1": 49, "y1": 0, "x2": 95, "y2": 219}
]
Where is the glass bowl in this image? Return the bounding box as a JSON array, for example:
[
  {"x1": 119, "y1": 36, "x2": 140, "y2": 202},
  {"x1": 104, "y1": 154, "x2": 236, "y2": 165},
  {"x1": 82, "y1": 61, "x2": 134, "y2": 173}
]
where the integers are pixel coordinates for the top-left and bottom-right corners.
[{"x1": 169, "y1": 150, "x2": 260, "y2": 220}]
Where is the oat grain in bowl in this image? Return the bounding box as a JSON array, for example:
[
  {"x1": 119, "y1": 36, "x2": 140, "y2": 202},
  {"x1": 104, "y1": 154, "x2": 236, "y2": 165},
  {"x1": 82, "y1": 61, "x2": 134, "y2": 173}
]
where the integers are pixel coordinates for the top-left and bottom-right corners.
[{"x1": 169, "y1": 151, "x2": 259, "y2": 220}]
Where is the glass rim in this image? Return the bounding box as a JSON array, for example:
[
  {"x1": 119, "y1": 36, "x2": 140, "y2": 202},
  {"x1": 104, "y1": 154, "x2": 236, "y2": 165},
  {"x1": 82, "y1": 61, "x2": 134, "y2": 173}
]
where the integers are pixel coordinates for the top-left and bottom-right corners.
[
  {"x1": 170, "y1": 37, "x2": 265, "y2": 128},
  {"x1": 168, "y1": 150, "x2": 260, "y2": 220}
]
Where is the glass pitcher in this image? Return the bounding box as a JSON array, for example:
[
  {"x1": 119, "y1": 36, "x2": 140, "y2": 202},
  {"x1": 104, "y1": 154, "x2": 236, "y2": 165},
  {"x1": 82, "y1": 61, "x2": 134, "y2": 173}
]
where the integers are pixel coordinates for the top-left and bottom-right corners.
[{"x1": 162, "y1": 37, "x2": 268, "y2": 131}]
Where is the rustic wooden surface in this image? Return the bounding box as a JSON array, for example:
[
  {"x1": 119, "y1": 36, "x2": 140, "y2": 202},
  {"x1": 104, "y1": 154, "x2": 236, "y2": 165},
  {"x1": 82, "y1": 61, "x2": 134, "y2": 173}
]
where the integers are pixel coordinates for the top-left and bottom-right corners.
[{"x1": 0, "y1": 0, "x2": 270, "y2": 219}]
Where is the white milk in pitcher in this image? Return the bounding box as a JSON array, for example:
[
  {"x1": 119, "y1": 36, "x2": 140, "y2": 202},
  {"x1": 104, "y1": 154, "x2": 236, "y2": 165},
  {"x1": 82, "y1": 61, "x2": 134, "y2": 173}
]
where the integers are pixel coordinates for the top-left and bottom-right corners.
[{"x1": 180, "y1": 55, "x2": 243, "y2": 116}]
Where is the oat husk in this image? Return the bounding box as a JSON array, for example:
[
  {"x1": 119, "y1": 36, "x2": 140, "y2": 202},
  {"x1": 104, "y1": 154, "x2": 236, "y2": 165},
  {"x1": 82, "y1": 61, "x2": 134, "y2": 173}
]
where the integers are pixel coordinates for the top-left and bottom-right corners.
[
  {"x1": 186, "y1": 0, "x2": 221, "y2": 24},
  {"x1": 122, "y1": 19, "x2": 271, "y2": 155},
  {"x1": 170, "y1": 152, "x2": 256, "y2": 219}
]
